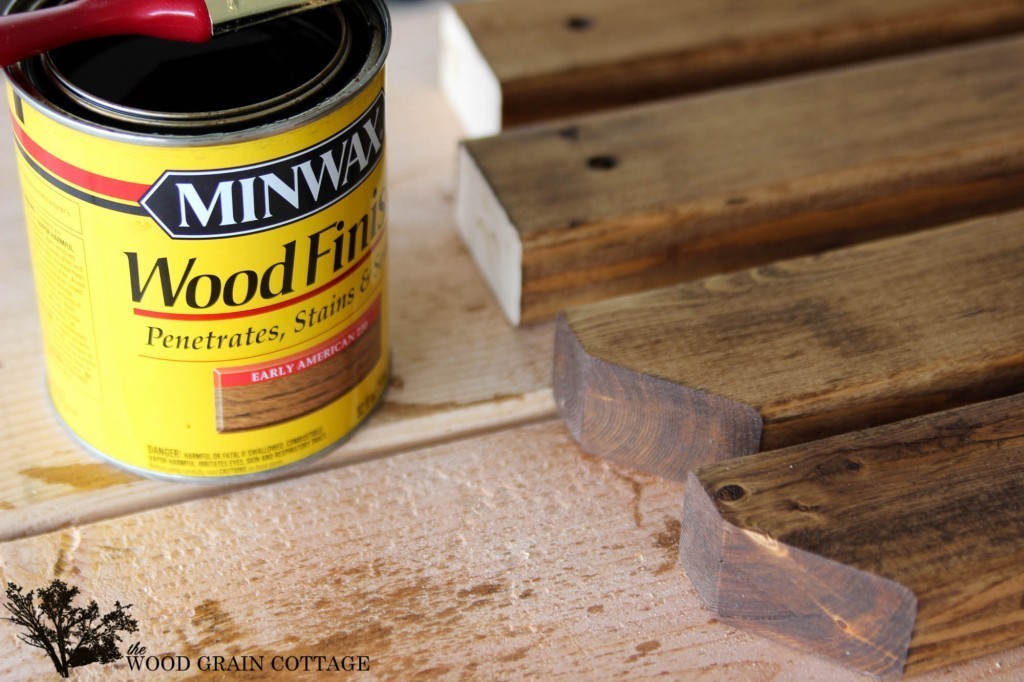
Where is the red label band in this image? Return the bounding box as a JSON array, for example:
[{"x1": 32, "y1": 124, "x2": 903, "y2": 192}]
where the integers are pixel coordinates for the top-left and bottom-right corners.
[
  {"x1": 12, "y1": 118, "x2": 150, "y2": 203},
  {"x1": 214, "y1": 296, "x2": 382, "y2": 389}
]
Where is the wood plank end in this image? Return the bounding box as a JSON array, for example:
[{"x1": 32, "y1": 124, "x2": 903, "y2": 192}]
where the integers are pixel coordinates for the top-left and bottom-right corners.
[
  {"x1": 682, "y1": 470, "x2": 916, "y2": 680},
  {"x1": 440, "y1": 4, "x2": 504, "y2": 137},
  {"x1": 553, "y1": 313, "x2": 762, "y2": 480},
  {"x1": 455, "y1": 144, "x2": 523, "y2": 326}
]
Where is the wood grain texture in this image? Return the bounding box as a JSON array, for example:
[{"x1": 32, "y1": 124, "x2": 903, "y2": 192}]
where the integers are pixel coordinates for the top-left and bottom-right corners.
[
  {"x1": 458, "y1": 35, "x2": 1024, "y2": 324},
  {"x1": 442, "y1": 0, "x2": 1024, "y2": 134},
  {"x1": 554, "y1": 216, "x2": 1024, "y2": 480},
  {"x1": 0, "y1": 3, "x2": 556, "y2": 543},
  {"x1": 1, "y1": 420, "x2": 1022, "y2": 680},
  {"x1": 0, "y1": 2, "x2": 1022, "y2": 678},
  {"x1": 682, "y1": 394, "x2": 1024, "y2": 678}
]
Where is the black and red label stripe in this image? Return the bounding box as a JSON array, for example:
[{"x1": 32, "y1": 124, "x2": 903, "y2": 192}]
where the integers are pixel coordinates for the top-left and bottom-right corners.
[{"x1": 12, "y1": 119, "x2": 151, "y2": 216}]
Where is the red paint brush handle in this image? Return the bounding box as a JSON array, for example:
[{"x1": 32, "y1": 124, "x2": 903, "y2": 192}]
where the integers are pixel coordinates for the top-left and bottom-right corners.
[{"x1": 0, "y1": 0, "x2": 213, "y2": 67}]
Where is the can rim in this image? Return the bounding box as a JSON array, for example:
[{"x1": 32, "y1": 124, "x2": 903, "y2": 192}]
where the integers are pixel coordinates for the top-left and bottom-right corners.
[
  {"x1": 3, "y1": 0, "x2": 391, "y2": 146},
  {"x1": 39, "y1": 5, "x2": 352, "y2": 129}
]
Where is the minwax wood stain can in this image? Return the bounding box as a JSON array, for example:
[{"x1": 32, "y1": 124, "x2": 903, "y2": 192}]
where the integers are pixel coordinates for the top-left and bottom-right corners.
[{"x1": 4, "y1": 0, "x2": 391, "y2": 480}]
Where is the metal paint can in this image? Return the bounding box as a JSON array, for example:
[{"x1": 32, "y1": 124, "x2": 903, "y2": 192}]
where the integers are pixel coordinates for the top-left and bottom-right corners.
[{"x1": 4, "y1": 0, "x2": 391, "y2": 480}]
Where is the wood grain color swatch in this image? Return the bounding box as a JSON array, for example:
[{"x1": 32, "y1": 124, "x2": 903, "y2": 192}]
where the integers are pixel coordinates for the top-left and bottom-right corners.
[
  {"x1": 457, "y1": 36, "x2": 1024, "y2": 325},
  {"x1": 215, "y1": 314, "x2": 382, "y2": 432},
  {"x1": 441, "y1": 0, "x2": 1024, "y2": 136},
  {"x1": 554, "y1": 215, "x2": 1024, "y2": 481},
  {"x1": 681, "y1": 394, "x2": 1024, "y2": 678}
]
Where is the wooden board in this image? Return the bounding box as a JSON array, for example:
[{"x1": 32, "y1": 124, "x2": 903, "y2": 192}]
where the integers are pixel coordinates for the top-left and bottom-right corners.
[
  {"x1": 441, "y1": 0, "x2": 1024, "y2": 136},
  {"x1": 0, "y1": 3, "x2": 557, "y2": 543},
  {"x1": 682, "y1": 394, "x2": 1024, "y2": 678},
  {"x1": 554, "y1": 215, "x2": 1024, "y2": 481},
  {"x1": 2, "y1": 420, "x2": 1023, "y2": 680},
  {"x1": 457, "y1": 35, "x2": 1024, "y2": 325}
]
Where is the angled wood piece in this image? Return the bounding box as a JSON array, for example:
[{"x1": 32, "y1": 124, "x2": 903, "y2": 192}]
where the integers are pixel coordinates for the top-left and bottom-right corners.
[
  {"x1": 441, "y1": 0, "x2": 1024, "y2": 136},
  {"x1": 457, "y1": 36, "x2": 1024, "y2": 325},
  {"x1": 554, "y1": 215, "x2": 1024, "y2": 480},
  {"x1": 681, "y1": 394, "x2": 1024, "y2": 678}
]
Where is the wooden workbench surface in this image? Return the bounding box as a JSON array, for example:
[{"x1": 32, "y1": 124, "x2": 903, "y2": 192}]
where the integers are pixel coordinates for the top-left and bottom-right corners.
[{"x1": 0, "y1": 2, "x2": 1021, "y2": 679}]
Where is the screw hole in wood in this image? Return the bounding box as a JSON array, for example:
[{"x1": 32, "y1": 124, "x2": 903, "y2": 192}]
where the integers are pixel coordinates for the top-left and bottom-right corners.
[
  {"x1": 716, "y1": 484, "x2": 746, "y2": 502},
  {"x1": 566, "y1": 15, "x2": 594, "y2": 31},
  {"x1": 587, "y1": 154, "x2": 619, "y2": 171}
]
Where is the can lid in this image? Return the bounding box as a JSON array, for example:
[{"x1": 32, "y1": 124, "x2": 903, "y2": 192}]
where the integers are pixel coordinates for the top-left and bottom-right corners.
[{"x1": 41, "y1": 5, "x2": 350, "y2": 128}]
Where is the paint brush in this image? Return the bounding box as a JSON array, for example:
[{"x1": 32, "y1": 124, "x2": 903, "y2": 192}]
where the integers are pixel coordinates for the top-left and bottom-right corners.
[{"x1": 0, "y1": 0, "x2": 339, "y2": 67}]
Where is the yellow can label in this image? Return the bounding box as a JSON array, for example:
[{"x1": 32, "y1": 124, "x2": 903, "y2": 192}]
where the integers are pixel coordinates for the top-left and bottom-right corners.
[{"x1": 8, "y1": 70, "x2": 389, "y2": 479}]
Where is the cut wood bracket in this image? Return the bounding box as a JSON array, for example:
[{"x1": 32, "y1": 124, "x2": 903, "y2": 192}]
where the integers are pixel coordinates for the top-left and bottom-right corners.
[
  {"x1": 553, "y1": 215, "x2": 1024, "y2": 480},
  {"x1": 456, "y1": 36, "x2": 1024, "y2": 325},
  {"x1": 681, "y1": 394, "x2": 1024, "y2": 678},
  {"x1": 441, "y1": 0, "x2": 1024, "y2": 136}
]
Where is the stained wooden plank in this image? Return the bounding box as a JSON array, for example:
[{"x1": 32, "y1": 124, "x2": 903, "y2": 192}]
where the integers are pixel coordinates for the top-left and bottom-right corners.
[
  {"x1": 682, "y1": 394, "x2": 1024, "y2": 678},
  {"x1": 0, "y1": 3, "x2": 556, "y2": 543},
  {"x1": 457, "y1": 36, "x2": 1024, "y2": 325},
  {"x1": 553, "y1": 215, "x2": 1024, "y2": 480},
  {"x1": 1, "y1": 420, "x2": 1022, "y2": 680},
  {"x1": 441, "y1": 0, "x2": 1024, "y2": 136}
]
